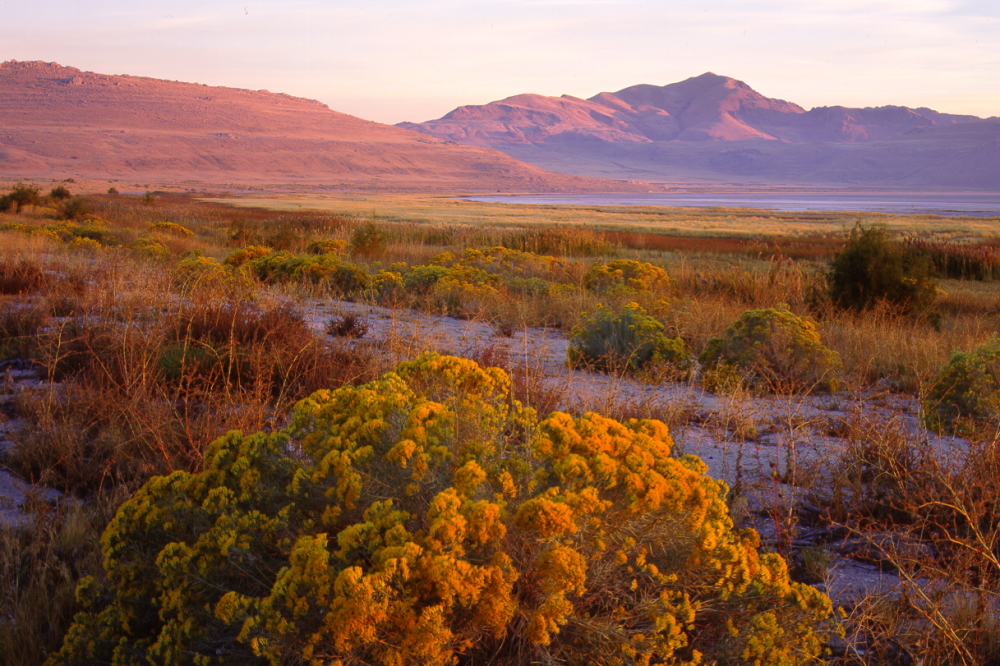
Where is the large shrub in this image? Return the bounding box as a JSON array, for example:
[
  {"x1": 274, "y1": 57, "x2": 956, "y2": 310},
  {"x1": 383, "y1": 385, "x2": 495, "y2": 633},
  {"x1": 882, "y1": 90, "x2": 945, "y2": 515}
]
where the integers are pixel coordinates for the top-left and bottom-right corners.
[
  {"x1": 51, "y1": 353, "x2": 830, "y2": 666},
  {"x1": 827, "y1": 222, "x2": 937, "y2": 313},
  {"x1": 699, "y1": 307, "x2": 841, "y2": 393},
  {"x1": 568, "y1": 302, "x2": 689, "y2": 374},
  {"x1": 924, "y1": 340, "x2": 1000, "y2": 436}
]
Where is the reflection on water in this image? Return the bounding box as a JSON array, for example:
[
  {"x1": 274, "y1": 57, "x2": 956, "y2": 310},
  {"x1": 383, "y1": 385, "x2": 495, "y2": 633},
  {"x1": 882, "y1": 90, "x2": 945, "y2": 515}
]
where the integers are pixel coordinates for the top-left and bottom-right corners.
[{"x1": 461, "y1": 193, "x2": 1000, "y2": 218}]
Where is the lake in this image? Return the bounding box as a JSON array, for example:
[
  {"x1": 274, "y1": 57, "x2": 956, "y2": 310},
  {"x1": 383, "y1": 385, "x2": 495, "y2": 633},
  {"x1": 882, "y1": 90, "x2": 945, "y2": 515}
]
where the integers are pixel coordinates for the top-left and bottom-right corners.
[{"x1": 461, "y1": 192, "x2": 1000, "y2": 218}]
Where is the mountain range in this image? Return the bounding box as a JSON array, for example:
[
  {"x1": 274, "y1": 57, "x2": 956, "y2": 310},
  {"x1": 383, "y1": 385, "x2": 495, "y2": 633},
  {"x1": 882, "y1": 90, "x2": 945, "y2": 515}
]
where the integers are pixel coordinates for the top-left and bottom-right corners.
[
  {"x1": 0, "y1": 60, "x2": 635, "y2": 191},
  {"x1": 399, "y1": 73, "x2": 1000, "y2": 191},
  {"x1": 1, "y1": 62, "x2": 997, "y2": 191}
]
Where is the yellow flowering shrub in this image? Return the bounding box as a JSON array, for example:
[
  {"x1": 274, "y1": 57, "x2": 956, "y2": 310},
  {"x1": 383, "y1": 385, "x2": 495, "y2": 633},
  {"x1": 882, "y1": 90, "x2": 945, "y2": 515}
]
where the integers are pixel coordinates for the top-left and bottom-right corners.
[
  {"x1": 50, "y1": 353, "x2": 830, "y2": 666},
  {"x1": 149, "y1": 221, "x2": 195, "y2": 237},
  {"x1": 173, "y1": 254, "x2": 230, "y2": 293},
  {"x1": 584, "y1": 259, "x2": 671, "y2": 293},
  {"x1": 224, "y1": 245, "x2": 273, "y2": 267}
]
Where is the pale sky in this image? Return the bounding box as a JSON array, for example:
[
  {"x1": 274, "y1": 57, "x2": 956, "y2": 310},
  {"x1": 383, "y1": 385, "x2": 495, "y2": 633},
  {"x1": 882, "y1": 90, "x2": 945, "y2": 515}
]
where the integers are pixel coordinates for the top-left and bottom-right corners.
[{"x1": 4, "y1": 0, "x2": 999, "y2": 124}]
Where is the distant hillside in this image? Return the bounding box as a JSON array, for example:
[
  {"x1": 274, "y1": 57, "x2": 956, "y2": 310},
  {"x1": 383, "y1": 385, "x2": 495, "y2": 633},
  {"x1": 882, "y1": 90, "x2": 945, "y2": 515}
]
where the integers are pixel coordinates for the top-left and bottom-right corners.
[
  {"x1": 399, "y1": 73, "x2": 1000, "y2": 190},
  {"x1": 0, "y1": 61, "x2": 643, "y2": 191}
]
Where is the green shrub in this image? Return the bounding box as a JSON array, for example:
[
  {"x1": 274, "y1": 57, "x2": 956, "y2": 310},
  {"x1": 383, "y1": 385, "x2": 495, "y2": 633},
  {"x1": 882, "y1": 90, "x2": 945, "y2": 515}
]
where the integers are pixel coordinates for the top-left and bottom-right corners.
[
  {"x1": 245, "y1": 252, "x2": 370, "y2": 298},
  {"x1": 1, "y1": 183, "x2": 41, "y2": 213},
  {"x1": 349, "y1": 221, "x2": 387, "y2": 259},
  {"x1": 174, "y1": 255, "x2": 229, "y2": 292},
  {"x1": 403, "y1": 264, "x2": 451, "y2": 294},
  {"x1": 50, "y1": 353, "x2": 830, "y2": 666},
  {"x1": 924, "y1": 340, "x2": 1000, "y2": 436},
  {"x1": 67, "y1": 219, "x2": 116, "y2": 245},
  {"x1": 49, "y1": 185, "x2": 72, "y2": 201},
  {"x1": 567, "y1": 302, "x2": 689, "y2": 374},
  {"x1": 60, "y1": 198, "x2": 91, "y2": 221},
  {"x1": 699, "y1": 307, "x2": 841, "y2": 394},
  {"x1": 827, "y1": 222, "x2": 937, "y2": 314},
  {"x1": 128, "y1": 238, "x2": 170, "y2": 258},
  {"x1": 584, "y1": 259, "x2": 670, "y2": 293},
  {"x1": 505, "y1": 275, "x2": 550, "y2": 296}
]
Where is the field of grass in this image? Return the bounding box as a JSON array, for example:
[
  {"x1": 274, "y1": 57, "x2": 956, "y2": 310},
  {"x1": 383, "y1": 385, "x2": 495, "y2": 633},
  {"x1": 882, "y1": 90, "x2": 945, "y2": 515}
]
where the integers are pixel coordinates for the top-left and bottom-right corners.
[
  {"x1": 2, "y1": 185, "x2": 1000, "y2": 664},
  {"x1": 207, "y1": 191, "x2": 1000, "y2": 240}
]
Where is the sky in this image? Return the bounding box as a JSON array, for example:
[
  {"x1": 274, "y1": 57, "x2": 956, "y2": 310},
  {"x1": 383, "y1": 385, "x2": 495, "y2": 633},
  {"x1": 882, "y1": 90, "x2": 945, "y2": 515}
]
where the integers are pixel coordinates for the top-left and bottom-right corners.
[{"x1": 4, "y1": 0, "x2": 999, "y2": 125}]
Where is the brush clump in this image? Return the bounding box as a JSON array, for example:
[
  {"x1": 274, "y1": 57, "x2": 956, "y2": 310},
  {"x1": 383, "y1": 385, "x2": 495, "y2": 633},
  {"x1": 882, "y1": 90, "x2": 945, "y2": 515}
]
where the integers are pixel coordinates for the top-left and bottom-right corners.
[
  {"x1": 567, "y1": 302, "x2": 689, "y2": 375},
  {"x1": 923, "y1": 338, "x2": 1000, "y2": 436},
  {"x1": 699, "y1": 307, "x2": 841, "y2": 394}
]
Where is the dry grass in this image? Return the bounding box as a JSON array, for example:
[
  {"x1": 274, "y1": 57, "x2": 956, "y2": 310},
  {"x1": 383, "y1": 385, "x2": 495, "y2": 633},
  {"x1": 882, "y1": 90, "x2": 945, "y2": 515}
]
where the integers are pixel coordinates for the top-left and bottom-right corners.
[{"x1": 205, "y1": 192, "x2": 1000, "y2": 241}]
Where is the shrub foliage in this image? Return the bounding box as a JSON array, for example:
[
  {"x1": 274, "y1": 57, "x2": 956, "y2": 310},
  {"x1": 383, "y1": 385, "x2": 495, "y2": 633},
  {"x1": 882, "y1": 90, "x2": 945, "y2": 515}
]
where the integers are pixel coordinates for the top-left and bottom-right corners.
[
  {"x1": 584, "y1": 259, "x2": 670, "y2": 293},
  {"x1": 826, "y1": 222, "x2": 937, "y2": 313},
  {"x1": 567, "y1": 302, "x2": 689, "y2": 374},
  {"x1": 51, "y1": 354, "x2": 830, "y2": 666},
  {"x1": 924, "y1": 339, "x2": 1000, "y2": 436},
  {"x1": 699, "y1": 308, "x2": 841, "y2": 393}
]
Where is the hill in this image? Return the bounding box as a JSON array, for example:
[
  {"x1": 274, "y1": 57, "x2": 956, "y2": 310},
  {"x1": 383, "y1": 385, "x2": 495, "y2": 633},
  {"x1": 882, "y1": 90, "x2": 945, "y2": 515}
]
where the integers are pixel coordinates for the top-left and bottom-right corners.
[
  {"x1": 398, "y1": 73, "x2": 1000, "y2": 190},
  {"x1": 0, "y1": 61, "x2": 642, "y2": 191}
]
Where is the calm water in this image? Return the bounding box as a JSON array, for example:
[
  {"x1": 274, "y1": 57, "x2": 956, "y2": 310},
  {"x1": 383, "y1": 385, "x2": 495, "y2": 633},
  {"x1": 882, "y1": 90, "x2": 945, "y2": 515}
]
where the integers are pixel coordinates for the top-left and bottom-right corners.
[{"x1": 461, "y1": 192, "x2": 1000, "y2": 218}]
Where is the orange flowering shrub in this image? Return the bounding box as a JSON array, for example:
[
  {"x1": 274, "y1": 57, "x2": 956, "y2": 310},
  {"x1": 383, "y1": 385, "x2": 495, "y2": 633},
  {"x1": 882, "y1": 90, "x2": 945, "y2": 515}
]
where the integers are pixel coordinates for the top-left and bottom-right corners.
[{"x1": 50, "y1": 353, "x2": 830, "y2": 666}]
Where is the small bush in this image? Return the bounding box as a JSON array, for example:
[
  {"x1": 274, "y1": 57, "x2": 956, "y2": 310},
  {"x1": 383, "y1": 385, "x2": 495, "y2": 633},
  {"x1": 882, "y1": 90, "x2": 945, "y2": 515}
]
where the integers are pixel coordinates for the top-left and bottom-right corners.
[
  {"x1": 699, "y1": 307, "x2": 840, "y2": 394},
  {"x1": 304, "y1": 238, "x2": 347, "y2": 255},
  {"x1": 924, "y1": 340, "x2": 1000, "y2": 436},
  {"x1": 223, "y1": 245, "x2": 272, "y2": 267},
  {"x1": 264, "y1": 228, "x2": 302, "y2": 251},
  {"x1": 67, "y1": 219, "x2": 116, "y2": 245},
  {"x1": 148, "y1": 221, "x2": 194, "y2": 237},
  {"x1": 60, "y1": 198, "x2": 91, "y2": 221},
  {"x1": 67, "y1": 237, "x2": 101, "y2": 253},
  {"x1": 245, "y1": 252, "x2": 370, "y2": 298},
  {"x1": 326, "y1": 312, "x2": 368, "y2": 338},
  {"x1": 128, "y1": 238, "x2": 170, "y2": 258},
  {"x1": 173, "y1": 255, "x2": 229, "y2": 293},
  {"x1": 349, "y1": 220, "x2": 387, "y2": 259},
  {"x1": 584, "y1": 259, "x2": 670, "y2": 293},
  {"x1": 403, "y1": 263, "x2": 451, "y2": 293},
  {"x1": 567, "y1": 302, "x2": 689, "y2": 374},
  {"x1": 2, "y1": 183, "x2": 41, "y2": 213},
  {"x1": 50, "y1": 353, "x2": 830, "y2": 666},
  {"x1": 49, "y1": 185, "x2": 72, "y2": 201},
  {"x1": 827, "y1": 222, "x2": 937, "y2": 314}
]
